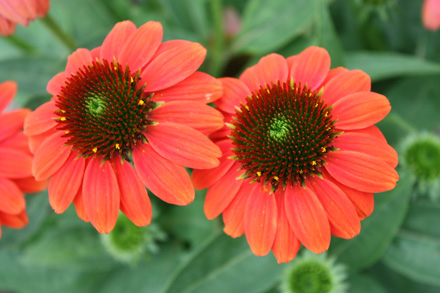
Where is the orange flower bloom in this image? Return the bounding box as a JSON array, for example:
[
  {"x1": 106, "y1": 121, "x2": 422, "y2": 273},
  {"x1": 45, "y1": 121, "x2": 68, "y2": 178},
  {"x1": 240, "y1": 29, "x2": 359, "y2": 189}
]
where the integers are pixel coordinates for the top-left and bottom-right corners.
[
  {"x1": 192, "y1": 47, "x2": 399, "y2": 263},
  {"x1": 0, "y1": 81, "x2": 47, "y2": 238},
  {"x1": 24, "y1": 21, "x2": 223, "y2": 234},
  {"x1": 0, "y1": 0, "x2": 50, "y2": 36},
  {"x1": 422, "y1": 0, "x2": 440, "y2": 31}
]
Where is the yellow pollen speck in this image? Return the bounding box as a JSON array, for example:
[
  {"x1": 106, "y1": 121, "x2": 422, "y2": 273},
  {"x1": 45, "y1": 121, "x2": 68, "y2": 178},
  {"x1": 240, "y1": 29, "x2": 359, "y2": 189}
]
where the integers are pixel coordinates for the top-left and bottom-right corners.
[
  {"x1": 325, "y1": 111, "x2": 328, "y2": 117},
  {"x1": 245, "y1": 105, "x2": 249, "y2": 111},
  {"x1": 315, "y1": 103, "x2": 318, "y2": 107},
  {"x1": 92, "y1": 147, "x2": 98, "y2": 153},
  {"x1": 114, "y1": 66, "x2": 117, "y2": 70},
  {"x1": 65, "y1": 131, "x2": 69, "y2": 134},
  {"x1": 60, "y1": 117, "x2": 66, "y2": 121},
  {"x1": 138, "y1": 100, "x2": 145, "y2": 105},
  {"x1": 299, "y1": 170, "x2": 304, "y2": 174},
  {"x1": 267, "y1": 89, "x2": 270, "y2": 94},
  {"x1": 257, "y1": 171, "x2": 261, "y2": 177},
  {"x1": 321, "y1": 147, "x2": 326, "y2": 152},
  {"x1": 274, "y1": 176, "x2": 279, "y2": 181},
  {"x1": 61, "y1": 110, "x2": 66, "y2": 113},
  {"x1": 115, "y1": 143, "x2": 120, "y2": 150},
  {"x1": 312, "y1": 161, "x2": 317, "y2": 166},
  {"x1": 130, "y1": 77, "x2": 134, "y2": 83}
]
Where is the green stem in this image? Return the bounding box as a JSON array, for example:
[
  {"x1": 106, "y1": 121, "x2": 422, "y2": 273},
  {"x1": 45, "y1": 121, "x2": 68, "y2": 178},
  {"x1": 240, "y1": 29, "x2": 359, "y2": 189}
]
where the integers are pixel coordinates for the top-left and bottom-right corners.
[
  {"x1": 41, "y1": 14, "x2": 76, "y2": 51},
  {"x1": 387, "y1": 113, "x2": 417, "y2": 134},
  {"x1": 5, "y1": 35, "x2": 35, "y2": 54},
  {"x1": 209, "y1": 0, "x2": 225, "y2": 77}
]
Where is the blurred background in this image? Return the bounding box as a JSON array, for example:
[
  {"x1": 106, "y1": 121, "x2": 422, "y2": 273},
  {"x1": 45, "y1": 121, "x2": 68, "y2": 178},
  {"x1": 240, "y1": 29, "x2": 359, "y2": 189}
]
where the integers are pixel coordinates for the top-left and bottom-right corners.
[{"x1": 1, "y1": 0, "x2": 440, "y2": 292}]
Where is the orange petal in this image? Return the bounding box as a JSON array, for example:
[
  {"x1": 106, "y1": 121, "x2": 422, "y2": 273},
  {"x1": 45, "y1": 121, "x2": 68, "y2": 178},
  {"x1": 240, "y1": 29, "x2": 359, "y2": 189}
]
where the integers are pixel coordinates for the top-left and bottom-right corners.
[
  {"x1": 240, "y1": 53, "x2": 288, "y2": 93},
  {"x1": 133, "y1": 143, "x2": 194, "y2": 205},
  {"x1": 46, "y1": 72, "x2": 66, "y2": 96},
  {"x1": 12, "y1": 176, "x2": 47, "y2": 194},
  {"x1": 0, "y1": 131, "x2": 29, "y2": 153},
  {"x1": 100, "y1": 20, "x2": 137, "y2": 62},
  {"x1": 48, "y1": 152, "x2": 85, "y2": 214},
  {"x1": 154, "y1": 71, "x2": 223, "y2": 104},
  {"x1": 325, "y1": 150, "x2": 399, "y2": 193},
  {"x1": 322, "y1": 69, "x2": 371, "y2": 105},
  {"x1": 0, "y1": 80, "x2": 17, "y2": 112},
  {"x1": 423, "y1": 0, "x2": 440, "y2": 31},
  {"x1": 214, "y1": 77, "x2": 251, "y2": 114},
  {"x1": 333, "y1": 130, "x2": 398, "y2": 168},
  {"x1": 222, "y1": 182, "x2": 253, "y2": 238},
  {"x1": 0, "y1": 177, "x2": 25, "y2": 215},
  {"x1": 65, "y1": 48, "x2": 93, "y2": 77},
  {"x1": 271, "y1": 190, "x2": 301, "y2": 264},
  {"x1": 0, "y1": 17, "x2": 16, "y2": 37},
  {"x1": 142, "y1": 40, "x2": 206, "y2": 92},
  {"x1": 118, "y1": 21, "x2": 163, "y2": 71},
  {"x1": 0, "y1": 147, "x2": 33, "y2": 178},
  {"x1": 32, "y1": 132, "x2": 71, "y2": 181},
  {"x1": 204, "y1": 162, "x2": 243, "y2": 220},
  {"x1": 244, "y1": 184, "x2": 277, "y2": 256},
  {"x1": 0, "y1": 1, "x2": 28, "y2": 25},
  {"x1": 0, "y1": 109, "x2": 30, "y2": 142},
  {"x1": 308, "y1": 177, "x2": 361, "y2": 239},
  {"x1": 145, "y1": 122, "x2": 221, "y2": 169},
  {"x1": 321, "y1": 67, "x2": 348, "y2": 85},
  {"x1": 82, "y1": 159, "x2": 120, "y2": 234},
  {"x1": 24, "y1": 101, "x2": 56, "y2": 136},
  {"x1": 192, "y1": 140, "x2": 235, "y2": 189},
  {"x1": 290, "y1": 46, "x2": 330, "y2": 90},
  {"x1": 73, "y1": 186, "x2": 89, "y2": 222},
  {"x1": 28, "y1": 128, "x2": 57, "y2": 154},
  {"x1": 151, "y1": 101, "x2": 224, "y2": 135},
  {"x1": 113, "y1": 158, "x2": 152, "y2": 227},
  {"x1": 0, "y1": 210, "x2": 28, "y2": 229},
  {"x1": 285, "y1": 185, "x2": 331, "y2": 253},
  {"x1": 332, "y1": 92, "x2": 391, "y2": 130}
]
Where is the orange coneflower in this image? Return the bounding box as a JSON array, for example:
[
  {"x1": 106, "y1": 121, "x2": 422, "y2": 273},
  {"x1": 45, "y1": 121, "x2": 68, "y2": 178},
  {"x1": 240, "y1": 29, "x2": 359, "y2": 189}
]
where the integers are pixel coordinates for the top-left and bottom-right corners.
[
  {"x1": 192, "y1": 47, "x2": 399, "y2": 263},
  {"x1": 0, "y1": 81, "x2": 47, "y2": 238},
  {"x1": 0, "y1": 0, "x2": 50, "y2": 36},
  {"x1": 24, "y1": 20, "x2": 223, "y2": 234}
]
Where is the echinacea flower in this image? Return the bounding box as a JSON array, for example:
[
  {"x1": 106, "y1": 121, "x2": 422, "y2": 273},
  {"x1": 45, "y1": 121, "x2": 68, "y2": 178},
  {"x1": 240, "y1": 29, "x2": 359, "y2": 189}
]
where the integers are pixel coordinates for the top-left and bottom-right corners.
[
  {"x1": 24, "y1": 20, "x2": 223, "y2": 234},
  {"x1": 0, "y1": 81, "x2": 47, "y2": 238},
  {"x1": 192, "y1": 47, "x2": 399, "y2": 263},
  {"x1": 0, "y1": 0, "x2": 50, "y2": 36},
  {"x1": 422, "y1": 0, "x2": 440, "y2": 31}
]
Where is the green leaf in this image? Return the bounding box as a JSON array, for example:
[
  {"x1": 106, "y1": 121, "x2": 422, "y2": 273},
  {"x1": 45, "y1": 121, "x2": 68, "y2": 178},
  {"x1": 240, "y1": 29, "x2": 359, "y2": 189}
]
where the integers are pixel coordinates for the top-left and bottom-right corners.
[
  {"x1": 328, "y1": 173, "x2": 413, "y2": 271},
  {"x1": 382, "y1": 202, "x2": 440, "y2": 286},
  {"x1": 232, "y1": 0, "x2": 318, "y2": 54},
  {"x1": 347, "y1": 274, "x2": 387, "y2": 293},
  {"x1": 162, "y1": 233, "x2": 286, "y2": 293},
  {"x1": 345, "y1": 52, "x2": 440, "y2": 82}
]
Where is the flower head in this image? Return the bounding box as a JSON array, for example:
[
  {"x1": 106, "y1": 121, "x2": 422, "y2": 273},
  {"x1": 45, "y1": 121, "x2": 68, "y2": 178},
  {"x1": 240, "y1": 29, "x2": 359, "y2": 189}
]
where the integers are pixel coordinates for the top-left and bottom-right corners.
[
  {"x1": 192, "y1": 47, "x2": 399, "y2": 263},
  {"x1": 0, "y1": 81, "x2": 47, "y2": 238},
  {"x1": 422, "y1": 0, "x2": 440, "y2": 31},
  {"x1": 0, "y1": 0, "x2": 50, "y2": 36},
  {"x1": 24, "y1": 20, "x2": 223, "y2": 234}
]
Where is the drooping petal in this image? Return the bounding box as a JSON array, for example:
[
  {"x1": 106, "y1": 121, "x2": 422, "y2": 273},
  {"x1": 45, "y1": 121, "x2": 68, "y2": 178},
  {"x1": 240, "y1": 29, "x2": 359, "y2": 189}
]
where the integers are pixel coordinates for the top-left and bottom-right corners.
[
  {"x1": 204, "y1": 162, "x2": 243, "y2": 220},
  {"x1": 0, "y1": 80, "x2": 17, "y2": 112},
  {"x1": 308, "y1": 178, "x2": 361, "y2": 239},
  {"x1": 271, "y1": 190, "x2": 301, "y2": 264},
  {"x1": 48, "y1": 152, "x2": 85, "y2": 214},
  {"x1": 325, "y1": 150, "x2": 399, "y2": 193},
  {"x1": 285, "y1": 185, "x2": 331, "y2": 254},
  {"x1": 133, "y1": 143, "x2": 194, "y2": 205},
  {"x1": 290, "y1": 46, "x2": 330, "y2": 90},
  {"x1": 65, "y1": 48, "x2": 93, "y2": 77},
  {"x1": 23, "y1": 101, "x2": 56, "y2": 136},
  {"x1": 46, "y1": 72, "x2": 66, "y2": 96},
  {"x1": 113, "y1": 158, "x2": 152, "y2": 227},
  {"x1": 222, "y1": 182, "x2": 253, "y2": 238},
  {"x1": 333, "y1": 130, "x2": 398, "y2": 167},
  {"x1": 0, "y1": 210, "x2": 28, "y2": 229},
  {"x1": 244, "y1": 184, "x2": 277, "y2": 256},
  {"x1": 100, "y1": 20, "x2": 137, "y2": 62},
  {"x1": 73, "y1": 186, "x2": 89, "y2": 222},
  {"x1": 0, "y1": 177, "x2": 25, "y2": 215},
  {"x1": 28, "y1": 128, "x2": 57, "y2": 154},
  {"x1": 150, "y1": 101, "x2": 224, "y2": 135},
  {"x1": 32, "y1": 132, "x2": 71, "y2": 181},
  {"x1": 82, "y1": 159, "x2": 120, "y2": 234},
  {"x1": 0, "y1": 147, "x2": 33, "y2": 178},
  {"x1": 118, "y1": 21, "x2": 163, "y2": 71},
  {"x1": 154, "y1": 72, "x2": 223, "y2": 104},
  {"x1": 141, "y1": 40, "x2": 206, "y2": 92},
  {"x1": 0, "y1": 109, "x2": 30, "y2": 142},
  {"x1": 332, "y1": 92, "x2": 391, "y2": 130},
  {"x1": 0, "y1": 17, "x2": 16, "y2": 37},
  {"x1": 214, "y1": 77, "x2": 251, "y2": 114},
  {"x1": 322, "y1": 69, "x2": 371, "y2": 105},
  {"x1": 192, "y1": 139, "x2": 235, "y2": 189},
  {"x1": 145, "y1": 122, "x2": 221, "y2": 169},
  {"x1": 239, "y1": 53, "x2": 288, "y2": 93},
  {"x1": 0, "y1": 1, "x2": 28, "y2": 25},
  {"x1": 0, "y1": 131, "x2": 29, "y2": 153},
  {"x1": 12, "y1": 177, "x2": 47, "y2": 194}
]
